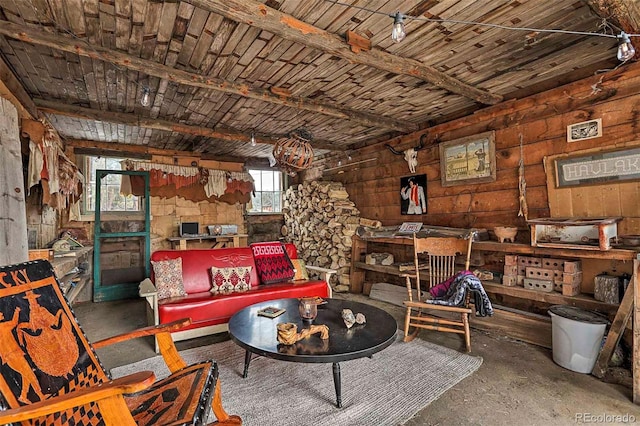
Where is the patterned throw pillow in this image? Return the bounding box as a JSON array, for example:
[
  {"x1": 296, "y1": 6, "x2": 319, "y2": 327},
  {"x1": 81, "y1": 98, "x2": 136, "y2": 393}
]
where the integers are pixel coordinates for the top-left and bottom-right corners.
[
  {"x1": 210, "y1": 266, "x2": 252, "y2": 294},
  {"x1": 291, "y1": 259, "x2": 309, "y2": 281},
  {"x1": 151, "y1": 258, "x2": 187, "y2": 300},
  {"x1": 250, "y1": 242, "x2": 295, "y2": 284}
]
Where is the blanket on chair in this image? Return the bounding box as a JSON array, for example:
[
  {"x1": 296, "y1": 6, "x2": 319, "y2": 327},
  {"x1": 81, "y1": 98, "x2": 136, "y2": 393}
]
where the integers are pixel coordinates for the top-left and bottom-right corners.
[{"x1": 428, "y1": 271, "x2": 494, "y2": 317}]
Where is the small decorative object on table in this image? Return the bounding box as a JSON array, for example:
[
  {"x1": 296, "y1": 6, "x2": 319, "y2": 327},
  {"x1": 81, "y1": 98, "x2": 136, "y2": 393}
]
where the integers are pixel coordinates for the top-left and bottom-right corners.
[
  {"x1": 257, "y1": 306, "x2": 286, "y2": 318},
  {"x1": 276, "y1": 323, "x2": 329, "y2": 345},
  {"x1": 298, "y1": 297, "x2": 319, "y2": 322},
  {"x1": 342, "y1": 309, "x2": 366, "y2": 329}
]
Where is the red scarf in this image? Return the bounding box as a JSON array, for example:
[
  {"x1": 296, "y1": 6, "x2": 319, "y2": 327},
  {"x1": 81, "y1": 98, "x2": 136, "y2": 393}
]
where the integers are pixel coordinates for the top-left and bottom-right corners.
[{"x1": 411, "y1": 186, "x2": 419, "y2": 205}]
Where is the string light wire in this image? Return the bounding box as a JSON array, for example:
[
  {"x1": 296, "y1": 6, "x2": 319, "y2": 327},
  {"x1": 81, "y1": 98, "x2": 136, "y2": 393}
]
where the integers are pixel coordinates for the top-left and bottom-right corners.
[{"x1": 325, "y1": 0, "x2": 640, "y2": 39}]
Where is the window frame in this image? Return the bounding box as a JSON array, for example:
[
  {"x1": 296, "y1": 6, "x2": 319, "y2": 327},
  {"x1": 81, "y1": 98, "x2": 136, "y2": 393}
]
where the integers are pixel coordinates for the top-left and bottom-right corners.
[
  {"x1": 80, "y1": 155, "x2": 144, "y2": 219},
  {"x1": 247, "y1": 168, "x2": 287, "y2": 215}
]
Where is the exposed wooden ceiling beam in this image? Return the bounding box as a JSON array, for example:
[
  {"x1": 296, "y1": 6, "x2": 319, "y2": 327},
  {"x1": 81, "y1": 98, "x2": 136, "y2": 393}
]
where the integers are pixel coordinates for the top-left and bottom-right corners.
[
  {"x1": 583, "y1": 0, "x2": 640, "y2": 34},
  {"x1": 34, "y1": 99, "x2": 341, "y2": 151},
  {"x1": 583, "y1": 0, "x2": 640, "y2": 60},
  {"x1": 0, "y1": 20, "x2": 415, "y2": 133},
  {"x1": 187, "y1": 0, "x2": 502, "y2": 105},
  {"x1": 66, "y1": 139, "x2": 249, "y2": 164}
]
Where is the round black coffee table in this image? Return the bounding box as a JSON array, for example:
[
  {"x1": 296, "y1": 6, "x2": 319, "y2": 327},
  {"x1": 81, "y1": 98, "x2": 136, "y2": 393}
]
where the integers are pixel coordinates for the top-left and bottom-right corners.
[{"x1": 228, "y1": 298, "x2": 397, "y2": 408}]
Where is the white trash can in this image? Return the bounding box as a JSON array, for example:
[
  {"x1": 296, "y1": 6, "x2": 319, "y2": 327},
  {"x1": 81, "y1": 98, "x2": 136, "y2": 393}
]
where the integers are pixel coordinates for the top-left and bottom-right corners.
[{"x1": 548, "y1": 305, "x2": 608, "y2": 374}]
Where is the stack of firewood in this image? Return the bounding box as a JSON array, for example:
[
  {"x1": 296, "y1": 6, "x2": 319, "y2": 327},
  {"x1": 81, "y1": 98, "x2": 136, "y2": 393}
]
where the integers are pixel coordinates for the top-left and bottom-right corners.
[{"x1": 282, "y1": 181, "x2": 380, "y2": 292}]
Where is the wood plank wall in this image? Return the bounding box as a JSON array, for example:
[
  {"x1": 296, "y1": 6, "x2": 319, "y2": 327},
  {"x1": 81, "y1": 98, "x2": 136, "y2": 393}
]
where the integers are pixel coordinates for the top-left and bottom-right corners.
[{"x1": 317, "y1": 61, "x2": 640, "y2": 237}]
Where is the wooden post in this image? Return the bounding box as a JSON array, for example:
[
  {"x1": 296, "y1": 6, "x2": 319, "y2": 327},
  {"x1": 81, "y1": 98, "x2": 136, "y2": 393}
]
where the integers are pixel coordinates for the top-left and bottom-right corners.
[
  {"x1": 0, "y1": 97, "x2": 27, "y2": 266},
  {"x1": 592, "y1": 279, "x2": 634, "y2": 378},
  {"x1": 634, "y1": 259, "x2": 640, "y2": 404},
  {"x1": 349, "y1": 236, "x2": 367, "y2": 293}
]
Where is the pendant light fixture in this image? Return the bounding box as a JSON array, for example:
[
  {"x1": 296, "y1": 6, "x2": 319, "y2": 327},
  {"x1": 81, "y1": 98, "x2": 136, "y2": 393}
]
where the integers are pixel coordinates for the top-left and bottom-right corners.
[
  {"x1": 617, "y1": 32, "x2": 636, "y2": 61},
  {"x1": 250, "y1": 131, "x2": 257, "y2": 147},
  {"x1": 140, "y1": 87, "x2": 151, "y2": 107},
  {"x1": 391, "y1": 12, "x2": 406, "y2": 43}
]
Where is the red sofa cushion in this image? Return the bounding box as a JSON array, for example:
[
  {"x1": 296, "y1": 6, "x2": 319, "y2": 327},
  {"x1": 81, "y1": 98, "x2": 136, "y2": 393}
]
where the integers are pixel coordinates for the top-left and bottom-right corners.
[
  {"x1": 250, "y1": 242, "x2": 295, "y2": 284},
  {"x1": 158, "y1": 279, "x2": 329, "y2": 329}
]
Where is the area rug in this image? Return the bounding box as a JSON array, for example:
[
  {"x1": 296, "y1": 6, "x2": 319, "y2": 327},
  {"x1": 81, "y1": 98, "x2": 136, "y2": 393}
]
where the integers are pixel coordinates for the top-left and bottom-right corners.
[{"x1": 111, "y1": 332, "x2": 482, "y2": 426}]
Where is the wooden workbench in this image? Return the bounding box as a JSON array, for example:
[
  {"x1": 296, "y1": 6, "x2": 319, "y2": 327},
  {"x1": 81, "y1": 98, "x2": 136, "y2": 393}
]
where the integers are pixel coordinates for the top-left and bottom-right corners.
[{"x1": 166, "y1": 234, "x2": 248, "y2": 250}]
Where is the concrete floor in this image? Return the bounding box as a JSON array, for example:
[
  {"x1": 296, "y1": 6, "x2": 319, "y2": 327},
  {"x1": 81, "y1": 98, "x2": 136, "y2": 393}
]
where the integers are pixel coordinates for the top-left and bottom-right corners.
[{"x1": 74, "y1": 294, "x2": 640, "y2": 426}]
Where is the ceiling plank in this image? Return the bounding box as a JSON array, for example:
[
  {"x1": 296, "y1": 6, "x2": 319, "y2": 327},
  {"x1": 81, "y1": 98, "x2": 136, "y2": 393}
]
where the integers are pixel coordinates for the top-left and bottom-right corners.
[
  {"x1": 34, "y1": 99, "x2": 341, "y2": 151},
  {"x1": 0, "y1": 55, "x2": 37, "y2": 119},
  {"x1": 187, "y1": 0, "x2": 502, "y2": 105},
  {"x1": 0, "y1": 20, "x2": 415, "y2": 132}
]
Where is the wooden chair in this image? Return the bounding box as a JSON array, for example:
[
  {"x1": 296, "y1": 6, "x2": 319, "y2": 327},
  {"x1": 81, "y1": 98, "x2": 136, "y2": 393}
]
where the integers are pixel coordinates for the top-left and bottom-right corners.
[
  {"x1": 0, "y1": 259, "x2": 241, "y2": 425},
  {"x1": 402, "y1": 235, "x2": 474, "y2": 352}
]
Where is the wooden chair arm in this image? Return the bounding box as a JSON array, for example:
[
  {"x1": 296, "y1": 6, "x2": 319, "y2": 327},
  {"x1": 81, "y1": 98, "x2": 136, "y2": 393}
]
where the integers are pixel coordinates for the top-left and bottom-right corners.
[
  {"x1": 93, "y1": 318, "x2": 191, "y2": 373},
  {"x1": 92, "y1": 318, "x2": 192, "y2": 349},
  {"x1": 0, "y1": 371, "x2": 155, "y2": 424}
]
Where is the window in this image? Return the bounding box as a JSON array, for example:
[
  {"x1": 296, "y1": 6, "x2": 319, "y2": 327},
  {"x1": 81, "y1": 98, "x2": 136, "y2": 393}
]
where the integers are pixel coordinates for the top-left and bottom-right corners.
[
  {"x1": 83, "y1": 156, "x2": 140, "y2": 213},
  {"x1": 248, "y1": 170, "x2": 284, "y2": 213}
]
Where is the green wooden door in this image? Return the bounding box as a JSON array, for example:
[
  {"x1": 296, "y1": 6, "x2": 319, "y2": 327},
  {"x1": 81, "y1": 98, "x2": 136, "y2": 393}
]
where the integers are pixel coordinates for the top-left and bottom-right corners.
[{"x1": 93, "y1": 170, "x2": 150, "y2": 302}]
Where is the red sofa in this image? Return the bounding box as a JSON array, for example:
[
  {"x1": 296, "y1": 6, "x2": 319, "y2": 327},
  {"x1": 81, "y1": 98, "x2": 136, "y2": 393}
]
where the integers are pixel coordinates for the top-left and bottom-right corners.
[{"x1": 139, "y1": 243, "x2": 334, "y2": 348}]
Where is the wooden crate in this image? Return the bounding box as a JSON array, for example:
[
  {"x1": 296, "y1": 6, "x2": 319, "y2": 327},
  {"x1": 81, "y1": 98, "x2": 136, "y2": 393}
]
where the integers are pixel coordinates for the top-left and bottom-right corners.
[
  {"x1": 524, "y1": 277, "x2": 554, "y2": 292},
  {"x1": 28, "y1": 249, "x2": 53, "y2": 261}
]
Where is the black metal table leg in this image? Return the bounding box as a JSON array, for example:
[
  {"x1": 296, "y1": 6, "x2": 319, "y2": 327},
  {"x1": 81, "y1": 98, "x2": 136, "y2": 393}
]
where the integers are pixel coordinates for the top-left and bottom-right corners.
[
  {"x1": 242, "y1": 350, "x2": 252, "y2": 378},
  {"x1": 332, "y1": 362, "x2": 342, "y2": 408}
]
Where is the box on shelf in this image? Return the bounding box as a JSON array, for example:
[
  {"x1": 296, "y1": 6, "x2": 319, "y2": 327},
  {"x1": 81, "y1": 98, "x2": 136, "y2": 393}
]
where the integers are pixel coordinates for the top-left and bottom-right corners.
[{"x1": 528, "y1": 217, "x2": 621, "y2": 251}]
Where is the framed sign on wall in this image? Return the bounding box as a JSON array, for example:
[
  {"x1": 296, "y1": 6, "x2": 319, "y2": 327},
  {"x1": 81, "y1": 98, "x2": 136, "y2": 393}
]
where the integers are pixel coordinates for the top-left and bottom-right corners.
[
  {"x1": 554, "y1": 146, "x2": 640, "y2": 188},
  {"x1": 439, "y1": 131, "x2": 496, "y2": 187},
  {"x1": 567, "y1": 118, "x2": 602, "y2": 143}
]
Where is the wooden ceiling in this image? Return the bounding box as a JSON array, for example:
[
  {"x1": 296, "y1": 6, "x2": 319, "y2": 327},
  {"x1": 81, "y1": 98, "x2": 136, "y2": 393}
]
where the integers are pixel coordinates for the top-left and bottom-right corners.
[{"x1": 0, "y1": 0, "x2": 637, "y2": 163}]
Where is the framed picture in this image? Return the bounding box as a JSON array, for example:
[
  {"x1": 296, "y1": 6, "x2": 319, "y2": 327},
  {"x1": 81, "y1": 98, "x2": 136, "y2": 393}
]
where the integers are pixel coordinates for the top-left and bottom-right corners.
[
  {"x1": 554, "y1": 146, "x2": 640, "y2": 188},
  {"x1": 567, "y1": 118, "x2": 602, "y2": 143},
  {"x1": 400, "y1": 174, "x2": 427, "y2": 215},
  {"x1": 439, "y1": 131, "x2": 496, "y2": 187}
]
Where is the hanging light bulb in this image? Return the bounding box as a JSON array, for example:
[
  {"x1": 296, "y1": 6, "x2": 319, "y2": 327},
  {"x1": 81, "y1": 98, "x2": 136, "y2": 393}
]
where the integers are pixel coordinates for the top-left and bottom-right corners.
[
  {"x1": 338, "y1": 159, "x2": 342, "y2": 167},
  {"x1": 140, "y1": 87, "x2": 151, "y2": 107},
  {"x1": 391, "y1": 12, "x2": 406, "y2": 43},
  {"x1": 617, "y1": 32, "x2": 635, "y2": 61},
  {"x1": 251, "y1": 131, "x2": 257, "y2": 147}
]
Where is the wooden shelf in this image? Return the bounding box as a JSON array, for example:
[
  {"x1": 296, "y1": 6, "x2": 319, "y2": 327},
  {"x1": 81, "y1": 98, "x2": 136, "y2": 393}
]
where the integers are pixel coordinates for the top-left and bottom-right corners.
[
  {"x1": 473, "y1": 241, "x2": 637, "y2": 261},
  {"x1": 353, "y1": 261, "x2": 406, "y2": 276},
  {"x1": 483, "y1": 282, "x2": 619, "y2": 315}
]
